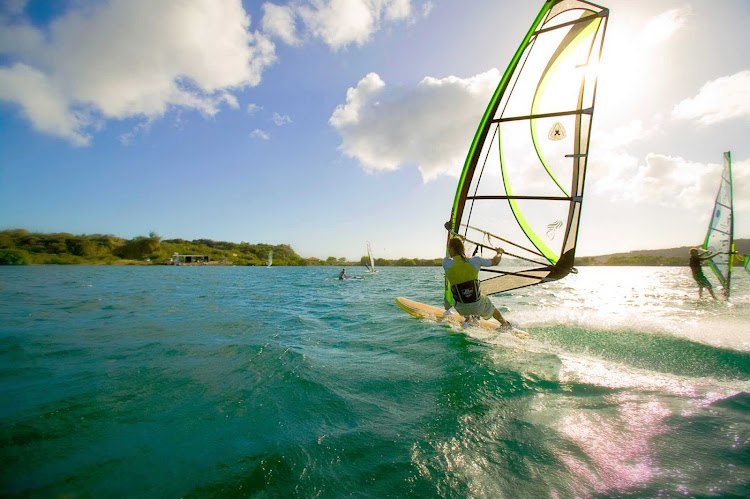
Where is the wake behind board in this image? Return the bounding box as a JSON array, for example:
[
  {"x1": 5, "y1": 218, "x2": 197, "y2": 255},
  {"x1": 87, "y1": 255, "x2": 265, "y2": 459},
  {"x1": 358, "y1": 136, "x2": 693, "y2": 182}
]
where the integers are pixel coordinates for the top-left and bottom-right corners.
[{"x1": 395, "y1": 296, "x2": 503, "y2": 330}]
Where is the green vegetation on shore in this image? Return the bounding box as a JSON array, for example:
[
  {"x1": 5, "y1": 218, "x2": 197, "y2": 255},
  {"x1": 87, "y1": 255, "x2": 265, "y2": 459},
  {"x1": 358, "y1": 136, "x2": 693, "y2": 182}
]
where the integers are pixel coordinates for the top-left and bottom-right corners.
[
  {"x1": 0, "y1": 230, "x2": 443, "y2": 267},
  {"x1": 576, "y1": 239, "x2": 749, "y2": 266},
  {"x1": 0, "y1": 229, "x2": 309, "y2": 266}
]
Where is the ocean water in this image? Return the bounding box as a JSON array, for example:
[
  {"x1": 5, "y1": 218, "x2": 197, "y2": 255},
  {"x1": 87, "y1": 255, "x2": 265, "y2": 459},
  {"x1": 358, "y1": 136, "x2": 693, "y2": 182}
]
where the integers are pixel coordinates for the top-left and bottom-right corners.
[{"x1": 1, "y1": 265, "x2": 749, "y2": 498}]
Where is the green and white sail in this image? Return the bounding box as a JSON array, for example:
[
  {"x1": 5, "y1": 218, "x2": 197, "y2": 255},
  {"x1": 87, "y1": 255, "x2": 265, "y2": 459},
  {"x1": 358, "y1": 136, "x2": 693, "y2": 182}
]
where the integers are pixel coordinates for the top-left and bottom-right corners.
[
  {"x1": 702, "y1": 151, "x2": 734, "y2": 298},
  {"x1": 267, "y1": 249, "x2": 273, "y2": 267},
  {"x1": 446, "y1": 0, "x2": 609, "y2": 298}
]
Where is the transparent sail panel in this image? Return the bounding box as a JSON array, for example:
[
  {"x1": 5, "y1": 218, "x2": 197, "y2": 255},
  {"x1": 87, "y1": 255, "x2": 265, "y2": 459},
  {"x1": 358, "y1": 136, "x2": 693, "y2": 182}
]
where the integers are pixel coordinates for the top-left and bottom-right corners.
[{"x1": 548, "y1": 0, "x2": 605, "y2": 26}]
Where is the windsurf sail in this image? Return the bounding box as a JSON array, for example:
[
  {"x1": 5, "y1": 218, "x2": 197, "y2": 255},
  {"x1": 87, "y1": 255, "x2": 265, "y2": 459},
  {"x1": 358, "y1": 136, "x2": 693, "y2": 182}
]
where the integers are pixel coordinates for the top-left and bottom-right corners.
[
  {"x1": 702, "y1": 151, "x2": 734, "y2": 298},
  {"x1": 267, "y1": 250, "x2": 273, "y2": 267},
  {"x1": 366, "y1": 241, "x2": 376, "y2": 272},
  {"x1": 446, "y1": 0, "x2": 609, "y2": 299},
  {"x1": 745, "y1": 255, "x2": 750, "y2": 274}
]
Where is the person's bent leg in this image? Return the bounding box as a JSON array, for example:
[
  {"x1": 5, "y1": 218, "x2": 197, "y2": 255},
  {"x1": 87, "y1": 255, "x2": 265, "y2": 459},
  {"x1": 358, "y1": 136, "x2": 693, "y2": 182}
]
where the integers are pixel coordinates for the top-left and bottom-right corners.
[{"x1": 493, "y1": 308, "x2": 511, "y2": 329}]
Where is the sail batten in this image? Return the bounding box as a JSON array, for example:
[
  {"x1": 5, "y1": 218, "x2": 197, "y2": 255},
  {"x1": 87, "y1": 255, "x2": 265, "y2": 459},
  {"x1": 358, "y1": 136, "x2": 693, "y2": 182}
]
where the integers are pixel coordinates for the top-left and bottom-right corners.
[
  {"x1": 534, "y1": 9, "x2": 608, "y2": 35},
  {"x1": 446, "y1": 0, "x2": 609, "y2": 299},
  {"x1": 467, "y1": 195, "x2": 575, "y2": 201},
  {"x1": 493, "y1": 107, "x2": 593, "y2": 123}
]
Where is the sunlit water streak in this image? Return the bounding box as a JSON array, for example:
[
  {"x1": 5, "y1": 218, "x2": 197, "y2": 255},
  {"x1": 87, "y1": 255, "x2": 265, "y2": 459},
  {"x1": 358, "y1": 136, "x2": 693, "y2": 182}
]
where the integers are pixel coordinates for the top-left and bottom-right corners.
[{"x1": 1, "y1": 265, "x2": 748, "y2": 497}]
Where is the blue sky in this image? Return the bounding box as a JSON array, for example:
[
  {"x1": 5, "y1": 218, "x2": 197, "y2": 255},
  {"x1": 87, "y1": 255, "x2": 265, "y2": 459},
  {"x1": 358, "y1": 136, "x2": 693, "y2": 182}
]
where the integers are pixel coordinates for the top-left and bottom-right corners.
[{"x1": 1, "y1": 0, "x2": 749, "y2": 260}]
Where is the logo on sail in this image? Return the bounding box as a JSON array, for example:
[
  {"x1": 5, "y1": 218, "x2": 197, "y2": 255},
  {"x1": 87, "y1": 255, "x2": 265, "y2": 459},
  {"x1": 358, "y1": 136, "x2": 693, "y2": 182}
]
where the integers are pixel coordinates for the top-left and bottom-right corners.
[
  {"x1": 547, "y1": 220, "x2": 563, "y2": 240},
  {"x1": 548, "y1": 122, "x2": 566, "y2": 141}
]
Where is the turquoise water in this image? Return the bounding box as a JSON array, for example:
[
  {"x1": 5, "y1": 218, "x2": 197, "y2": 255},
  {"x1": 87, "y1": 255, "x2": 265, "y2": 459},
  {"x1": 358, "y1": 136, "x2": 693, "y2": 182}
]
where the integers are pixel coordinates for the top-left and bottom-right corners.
[{"x1": 1, "y1": 266, "x2": 749, "y2": 497}]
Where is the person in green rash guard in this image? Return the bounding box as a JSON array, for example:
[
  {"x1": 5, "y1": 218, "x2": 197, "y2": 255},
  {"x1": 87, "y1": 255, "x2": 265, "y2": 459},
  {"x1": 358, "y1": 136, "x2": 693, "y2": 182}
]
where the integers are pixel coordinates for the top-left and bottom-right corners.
[
  {"x1": 689, "y1": 248, "x2": 717, "y2": 300},
  {"x1": 443, "y1": 237, "x2": 512, "y2": 329}
]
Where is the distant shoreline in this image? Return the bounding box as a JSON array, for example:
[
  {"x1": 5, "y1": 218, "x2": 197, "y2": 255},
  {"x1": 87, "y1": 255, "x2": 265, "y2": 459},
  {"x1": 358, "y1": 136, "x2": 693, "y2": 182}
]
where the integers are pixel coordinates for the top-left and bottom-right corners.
[{"x1": 1, "y1": 229, "x2": 747, "y2": 267}]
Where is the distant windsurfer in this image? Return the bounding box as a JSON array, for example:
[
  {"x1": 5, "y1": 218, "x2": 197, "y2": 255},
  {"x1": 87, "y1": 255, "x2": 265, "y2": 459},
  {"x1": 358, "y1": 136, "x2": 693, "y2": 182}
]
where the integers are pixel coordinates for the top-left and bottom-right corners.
[
  {"x1": 443, "y1": 237, "x2": 512, "y2": 329},
  {"x1": 689, "y1": 248, "x2": 717, "y2": 299}
]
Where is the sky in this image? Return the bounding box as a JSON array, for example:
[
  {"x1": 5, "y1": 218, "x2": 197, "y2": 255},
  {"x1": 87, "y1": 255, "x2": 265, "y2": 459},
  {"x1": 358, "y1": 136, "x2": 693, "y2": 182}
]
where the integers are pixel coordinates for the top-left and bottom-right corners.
[{"x1": 0, "y1": 0, "x2": 748, "y2": 260}]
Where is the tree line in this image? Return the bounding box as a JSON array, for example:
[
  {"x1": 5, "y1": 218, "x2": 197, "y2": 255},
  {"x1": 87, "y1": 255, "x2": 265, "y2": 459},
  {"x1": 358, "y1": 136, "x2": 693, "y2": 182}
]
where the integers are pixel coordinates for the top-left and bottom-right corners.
[
  {"x1": 0, "y1": 230, "x2": 309, "y2": 266},
  {"x1": 0, "y1": 229, "x2": 446, "y2": 266}
]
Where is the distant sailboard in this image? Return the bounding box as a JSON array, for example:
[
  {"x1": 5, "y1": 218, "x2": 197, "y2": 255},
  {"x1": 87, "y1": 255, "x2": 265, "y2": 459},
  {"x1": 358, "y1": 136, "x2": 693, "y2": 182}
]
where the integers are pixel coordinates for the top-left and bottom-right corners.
[
  {"x1": 365, "y1": 241, "x2": 377, "y2": 273},
  {"x1": 267, "y1": 250, "x2": 273, "y2": 268},
  {"x1": 444, "y1": 0, "x2": 609, "y2": 300},
  {"x1": 702, "y1": 152, "x2": 734, "y2": 298}
]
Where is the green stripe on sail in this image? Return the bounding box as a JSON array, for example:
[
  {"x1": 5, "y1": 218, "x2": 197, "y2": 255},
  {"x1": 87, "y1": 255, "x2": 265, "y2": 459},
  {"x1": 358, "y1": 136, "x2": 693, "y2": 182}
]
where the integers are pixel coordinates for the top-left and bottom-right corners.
[
  {"x1": 530, "y1": 16, "x2": 601, "y2": 198},
  {"x1": 499, "y1": 123, "x2": 559, "y2": 264}
]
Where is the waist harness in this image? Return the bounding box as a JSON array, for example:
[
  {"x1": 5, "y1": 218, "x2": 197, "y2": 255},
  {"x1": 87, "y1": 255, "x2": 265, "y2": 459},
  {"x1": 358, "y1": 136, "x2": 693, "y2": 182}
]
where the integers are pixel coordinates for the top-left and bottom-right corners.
[{"x1": 451, "y1": 279, "x2": 480, "y2": 304}]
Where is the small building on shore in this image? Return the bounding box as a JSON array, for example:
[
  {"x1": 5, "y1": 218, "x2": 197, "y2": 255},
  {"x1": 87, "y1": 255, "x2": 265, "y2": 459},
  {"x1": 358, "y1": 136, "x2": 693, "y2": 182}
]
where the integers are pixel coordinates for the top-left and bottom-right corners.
[{"x1": 169, "y1": 252, "x2": 210, "y2": 265}]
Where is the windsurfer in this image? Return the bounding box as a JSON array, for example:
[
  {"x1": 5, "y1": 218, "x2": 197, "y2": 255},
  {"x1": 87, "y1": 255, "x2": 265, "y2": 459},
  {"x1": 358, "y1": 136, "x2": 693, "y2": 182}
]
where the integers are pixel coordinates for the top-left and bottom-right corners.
[
  {"x1": 443, "y1": 237, "x2": 512, "y2": 329},
  {"x1": 689, "y1": 248, "x2": 717, "y2": 299}
]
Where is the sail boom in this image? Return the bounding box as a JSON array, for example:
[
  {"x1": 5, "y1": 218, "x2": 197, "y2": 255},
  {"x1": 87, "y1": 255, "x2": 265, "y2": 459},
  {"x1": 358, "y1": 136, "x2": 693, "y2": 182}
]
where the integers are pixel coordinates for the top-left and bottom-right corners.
[
  {"x1": 466, "y1": 195, "x2": 578, "y2": 201},
  {"x1": 492, "y1": 107, "x2": 593, "y2": 123},
  {"x1": 456, "y1": 223, "x2": 547, "y2": 259},
  {"x1": 481, "y1": 267, "x2": 559, "y2": 277}
]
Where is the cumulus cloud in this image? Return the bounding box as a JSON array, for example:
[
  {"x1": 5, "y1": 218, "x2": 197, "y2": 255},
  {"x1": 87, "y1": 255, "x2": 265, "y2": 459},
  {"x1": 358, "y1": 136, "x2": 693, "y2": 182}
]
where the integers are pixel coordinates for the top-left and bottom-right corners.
[
  {"x1": 671, "y1": 70, "x2": 750, "y2": 125},
  {"x1": 329, "y1": 70, "x2": 500, "y2": 181},
  {"x1": 0, "y1": 0, "x2": 276, "y2": 145},
  {"x1": 591, "y1": 118, "x2": 665, "y2": 153},
  {"x1": 262, "y1": 0, "x2": 414, "y2": 50},
  {"x1": 593, "y1": 153, "x2": 750, "y2": 214},
  {"x1": 298, "y1": 0, "x2": 380, "y2": 49},
  {"x1": 247, "y1": 103, "x2": 262, "y2": 114},
  {"x1": 272, "y1": 112, "x2": 292, "y2": 126},
  {"x1": 0, "y1": 63, "x2": 91, "y2": 145},
  {"x1": 261, "y1": 3, "x2": 300, "y2": 46},
  {"x1": 641, "y1": 7, "x2": 690, "y2": 45},
  {"x1": 251, "y1": 129, "x2": 271, "y2": 140}
]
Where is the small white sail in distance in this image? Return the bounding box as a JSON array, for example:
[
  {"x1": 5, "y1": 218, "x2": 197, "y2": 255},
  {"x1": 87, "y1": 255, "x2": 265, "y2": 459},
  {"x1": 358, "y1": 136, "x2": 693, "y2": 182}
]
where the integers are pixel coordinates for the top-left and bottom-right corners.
[{"x1": 366, "y1": 241, "x2": 377, "y2": 272}]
